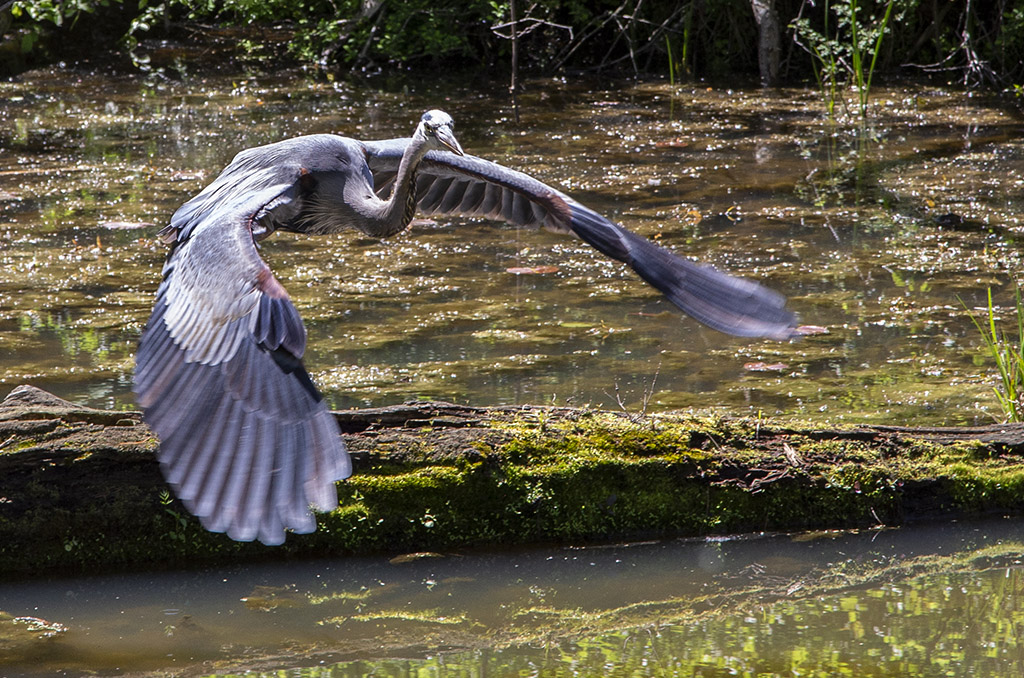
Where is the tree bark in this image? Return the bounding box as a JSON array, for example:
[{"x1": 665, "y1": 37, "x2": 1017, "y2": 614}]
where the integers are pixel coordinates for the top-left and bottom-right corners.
[{"x1": 751, "y1": 0, "x2": 780, "y2": 86}]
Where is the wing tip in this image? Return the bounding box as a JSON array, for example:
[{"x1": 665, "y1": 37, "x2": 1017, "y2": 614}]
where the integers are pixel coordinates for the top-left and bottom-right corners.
[{"x1": 566, "y1": 204, "x2": 800, "y2": 341}]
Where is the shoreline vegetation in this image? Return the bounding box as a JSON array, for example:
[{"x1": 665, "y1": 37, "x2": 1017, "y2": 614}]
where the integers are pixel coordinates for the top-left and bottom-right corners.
[
  {"x1": 2, "y1": 1, "x2": 1022, "y2": 96},
  {"x1": 3, "y1": 383, "x2": 1024, "y2": 577}
]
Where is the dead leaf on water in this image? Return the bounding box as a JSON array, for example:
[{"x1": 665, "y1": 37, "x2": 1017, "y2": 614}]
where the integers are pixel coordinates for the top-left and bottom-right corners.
[
  {"x1": 506, "y1": 265, "x2": 559, "y2": 275},
  {"x1": 629, "y1": 311, "x2": 675, "y2": 318}
]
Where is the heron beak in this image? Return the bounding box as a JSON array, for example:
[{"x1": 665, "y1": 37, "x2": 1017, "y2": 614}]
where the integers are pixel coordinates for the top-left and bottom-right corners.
[{"x1": 436, "y1": 125, "x2": 465, "y2": 156}]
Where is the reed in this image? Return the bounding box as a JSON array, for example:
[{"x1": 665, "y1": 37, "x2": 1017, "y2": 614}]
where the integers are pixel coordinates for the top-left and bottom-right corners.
[
  {"x1": 850, "y1": 0, "x2": 896, "y2": 118},
  {"x1": 966, "y1": 287, "x2": 1024, "y2": 423},
  {"x1": 791, "y1": 0, "x2": 897, "y2": 120}
]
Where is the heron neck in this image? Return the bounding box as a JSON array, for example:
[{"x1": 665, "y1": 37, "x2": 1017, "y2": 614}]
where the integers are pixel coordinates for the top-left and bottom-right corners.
[{"x1": 379, "y1": 133, "x2": 430, "y2": 236}]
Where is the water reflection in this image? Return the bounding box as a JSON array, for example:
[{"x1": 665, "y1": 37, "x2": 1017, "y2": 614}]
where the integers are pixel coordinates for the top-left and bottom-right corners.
[
  {"x1": 336, "y1": 561, "x2": 1024, "y2": 677},
  {"x1": 1, "y1": 519, "x2": 1022, "y2": 676},
  {"x1": 2, "y1": 68, "x2": 1023, "y2": 424}
]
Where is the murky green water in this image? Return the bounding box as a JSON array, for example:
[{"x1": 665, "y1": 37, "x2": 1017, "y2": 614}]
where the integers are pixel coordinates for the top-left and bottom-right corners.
[
  {"x1": 2, "y1": 519, "x2": 1023, "y2": 676},
  {"x1": 3, "y1": 63, "x2": 1024, "y2": 676},
  {"x1": 3, "y1": 66, "x2": 1024, "y2": 424}
]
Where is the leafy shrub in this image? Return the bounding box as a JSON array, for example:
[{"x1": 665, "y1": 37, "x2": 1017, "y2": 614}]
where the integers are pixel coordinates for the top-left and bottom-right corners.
[{"x1": 4, "y1": 0, "x2": 1024, "y2": 85}]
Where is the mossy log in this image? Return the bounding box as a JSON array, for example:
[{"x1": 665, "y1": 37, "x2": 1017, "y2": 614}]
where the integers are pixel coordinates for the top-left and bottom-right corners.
[{"x1": 3, "y1": 384, "x2": 1024, "y2": 576}]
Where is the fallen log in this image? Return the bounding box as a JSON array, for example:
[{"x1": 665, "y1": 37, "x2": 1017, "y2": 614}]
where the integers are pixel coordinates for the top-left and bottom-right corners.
[{"x1": 2, "y1": 384, "x2": 1023, "y2": 576}]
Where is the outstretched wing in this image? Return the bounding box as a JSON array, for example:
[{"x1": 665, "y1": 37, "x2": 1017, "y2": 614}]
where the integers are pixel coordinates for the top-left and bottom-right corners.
[
  {"x1": 134, "y1": 174, "x2": 351, "y2": 545},
  {"x1": 363, "y1": 139, "x2": 796, "y2": 339}
]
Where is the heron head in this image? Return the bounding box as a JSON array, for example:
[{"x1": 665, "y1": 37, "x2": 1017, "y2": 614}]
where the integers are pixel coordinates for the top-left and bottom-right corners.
[{"x1": 419, "y1": 109, "x2": 464, "y2": 156}]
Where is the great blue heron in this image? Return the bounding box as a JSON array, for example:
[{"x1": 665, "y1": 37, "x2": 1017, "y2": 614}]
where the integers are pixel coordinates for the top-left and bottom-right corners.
[{"x1": 134, "y1": 109, "x2": 796, "y2": 546}]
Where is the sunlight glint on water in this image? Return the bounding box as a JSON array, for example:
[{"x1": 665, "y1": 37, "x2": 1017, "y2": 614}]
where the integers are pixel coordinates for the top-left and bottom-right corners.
[{"x1": 1, "y1": 70, "x2": 1023, "y2": 424}]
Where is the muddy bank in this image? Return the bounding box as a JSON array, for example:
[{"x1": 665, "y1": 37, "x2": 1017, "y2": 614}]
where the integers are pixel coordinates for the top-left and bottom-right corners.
[{"x1": 2, "y1": 383, "x2": 1024, "y2": 576}]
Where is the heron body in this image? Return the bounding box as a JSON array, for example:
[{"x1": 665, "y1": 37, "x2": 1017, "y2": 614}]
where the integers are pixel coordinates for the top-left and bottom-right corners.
[{"x1": 134, "y1": 110, "x2": 796, "y2": 545}]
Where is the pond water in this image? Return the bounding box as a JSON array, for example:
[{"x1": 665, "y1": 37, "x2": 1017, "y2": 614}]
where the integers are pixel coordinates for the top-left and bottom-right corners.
[
  {"x1": 2, "y1": 518, "x2": 1023, "y2": 676},
  {"x1": 2, "y1": 65, "x2": 1024, "y2": 425}
]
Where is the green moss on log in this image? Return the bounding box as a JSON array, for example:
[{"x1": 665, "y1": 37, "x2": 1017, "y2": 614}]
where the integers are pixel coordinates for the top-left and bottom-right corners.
[{"x1": 4, "y1": 385, "x2": 1024, "y2": 576}]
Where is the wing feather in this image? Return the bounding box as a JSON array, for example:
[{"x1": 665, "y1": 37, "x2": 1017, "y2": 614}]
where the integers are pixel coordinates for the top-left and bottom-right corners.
[
  {"x1": 459, "y1": 180, "x2": 486, "y2": 213},
  {"x1": 207, "y1": 417, "x2": 253, "y2": 534},
  {"x1": 270, "y1": 422, "x2": 299, "y2": 516},
  {"x1": 307, "y1": 411, "x2": 344, "y2": 510},
  {"x1": 177, "y1": 394, "x2": 234, "y2": 505},
  {"x1": 285, "y1": 423, "x2": 316, "y2": 533},
  {"x1": 420, "y1": 176, "x2": 455, "y2": 212},
  {"x1": 159, "y1": 372, "x2": 228, "y2": 490},
  {"x1": 134, "y1": 204, "x2": 351, "y2": 545},
  {"x1": 191, "y1": 398, "x2": 244, "y2": 519},
  {"x1": 438, "y1": 179, "x2": 468, "y2": 213},
  {"x1": 364, "y1": 139, "x2": 796, "y2": 339},
  {"x1": 479, "y1": 183, "x2": 502, "y2": 218}
]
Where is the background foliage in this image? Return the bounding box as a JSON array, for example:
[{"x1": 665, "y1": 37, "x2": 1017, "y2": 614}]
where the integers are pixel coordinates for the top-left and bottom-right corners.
[{"x1": 2, "y1": 0, "x2": 1024, "y2": 86}]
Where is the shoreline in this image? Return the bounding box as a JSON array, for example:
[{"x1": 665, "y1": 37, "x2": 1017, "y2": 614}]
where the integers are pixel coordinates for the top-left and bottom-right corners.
[{"x1": 3, "y1": 383, "x2": 1024, "y2": 576}]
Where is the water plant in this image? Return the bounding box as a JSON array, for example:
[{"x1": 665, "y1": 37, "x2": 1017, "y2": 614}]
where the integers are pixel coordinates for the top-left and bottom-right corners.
[
  {"x1": 965, "y1": 287, "x2": 1024, "y2": 423},
  {"x1": 790, "y1": 0, "x2": 899, "y2": 120}
]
